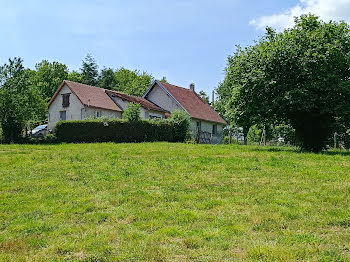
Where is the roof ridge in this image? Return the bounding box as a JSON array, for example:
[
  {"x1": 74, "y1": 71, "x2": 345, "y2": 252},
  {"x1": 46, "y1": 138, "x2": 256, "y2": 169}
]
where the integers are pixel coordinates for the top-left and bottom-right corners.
[
  {"x1": 160, "y1": 81, "x2": 193, "y2": 92},
  {"x1": 106, "y1": 89, "x2": 141, "y2": 99},
  {"x1": 64, "y1": 80, "x2": 106, "y2": 91}
]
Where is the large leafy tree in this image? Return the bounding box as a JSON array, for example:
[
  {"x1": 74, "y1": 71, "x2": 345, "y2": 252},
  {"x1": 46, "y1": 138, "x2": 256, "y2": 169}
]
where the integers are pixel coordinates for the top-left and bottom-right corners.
[
  {"x1": 220, "y1": 14, "x2": 350, "y2": 151},
  {"x1": 32, "y1": 60, "x2": 68, "y2": 101},
  {"x1": 113, "y1": 68, "x2": 153, "y2": 97},
  {"x1": 215, "y1": 45, "x2": 262, "y2": 144},
  {"x1": 0, "y1": 58, "x2": 46, "y2": 142},
  {"x1": 98, "y1": 68, "x2": 116, "y2": 90},
  {"x1": 67, "y1": 70, "x2": 83, "y2": 83},
  {"x1": 81, "y1": 54, "x2": 98, "y2": 86}
]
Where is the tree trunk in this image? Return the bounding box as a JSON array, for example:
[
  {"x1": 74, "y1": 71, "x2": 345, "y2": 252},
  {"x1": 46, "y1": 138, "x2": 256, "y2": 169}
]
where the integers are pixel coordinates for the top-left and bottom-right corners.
[{"x1": 243, "y1": 126, "x2": 249, "y2": 145}]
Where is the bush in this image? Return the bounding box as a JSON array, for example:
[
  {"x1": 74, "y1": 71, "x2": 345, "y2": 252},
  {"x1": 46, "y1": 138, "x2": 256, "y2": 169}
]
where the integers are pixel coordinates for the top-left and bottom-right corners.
[
  {"x1": 168, "y1": 110, "x2": 190, "y2": 142},
  {"x1": 24, "y1": 134, "x2": 57, "y2": 144},
  {"x1": 54, "y1": 119, "x2": 174, "y2": 143},
  {"x1": 1, "y1": 116, "x2": 23, "y2": 143},
  {"x1": 123, "y1": 103, "x2": 141, "y2": 122}
]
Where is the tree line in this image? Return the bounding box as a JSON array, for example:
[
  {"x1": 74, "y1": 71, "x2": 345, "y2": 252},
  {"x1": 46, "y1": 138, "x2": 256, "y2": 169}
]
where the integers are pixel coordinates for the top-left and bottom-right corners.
[{"x1": 214, "y1": 14, "x2": 350, "y2": 152}]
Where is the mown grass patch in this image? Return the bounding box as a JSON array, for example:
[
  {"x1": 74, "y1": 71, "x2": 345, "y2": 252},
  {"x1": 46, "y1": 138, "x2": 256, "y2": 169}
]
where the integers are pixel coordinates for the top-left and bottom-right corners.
[{"x1": 0, "y1": 143, "x2": 349, "y2": 261}]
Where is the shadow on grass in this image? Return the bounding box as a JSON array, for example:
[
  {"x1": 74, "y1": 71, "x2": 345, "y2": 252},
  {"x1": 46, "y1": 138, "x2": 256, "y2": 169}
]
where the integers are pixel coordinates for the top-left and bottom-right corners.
[
  {"x1": 321, "y1": 150, "x2": 350, "y2": 156},
  {"x1": 247, "y1": 145, "x2": 350, "y2": 156}
]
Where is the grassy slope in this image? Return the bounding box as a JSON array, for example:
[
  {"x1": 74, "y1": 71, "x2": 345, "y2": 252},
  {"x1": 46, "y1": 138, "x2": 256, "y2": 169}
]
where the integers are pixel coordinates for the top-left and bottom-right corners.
[{"x1": 0, "y1": 143, "x2": 349, "y2": 261}]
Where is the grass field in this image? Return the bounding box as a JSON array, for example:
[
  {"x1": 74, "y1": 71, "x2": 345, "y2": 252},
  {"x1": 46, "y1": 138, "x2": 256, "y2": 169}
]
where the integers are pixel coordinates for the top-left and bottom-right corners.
[{"x1": 0, "y1": 143, "x2": 350, "y2": 261}]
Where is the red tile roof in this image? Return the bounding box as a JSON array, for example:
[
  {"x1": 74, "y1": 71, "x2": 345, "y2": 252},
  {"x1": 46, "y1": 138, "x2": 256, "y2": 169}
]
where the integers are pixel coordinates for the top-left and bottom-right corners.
[
  {"x1": 106, "y1": 90, "x2": 169, "y2": 113},
  {"x1": 158, "y1": 81, "x2": 227, "y2": 124},
  {"x1": 48, "y1": 80, "x2": 122, "y2": 112}
]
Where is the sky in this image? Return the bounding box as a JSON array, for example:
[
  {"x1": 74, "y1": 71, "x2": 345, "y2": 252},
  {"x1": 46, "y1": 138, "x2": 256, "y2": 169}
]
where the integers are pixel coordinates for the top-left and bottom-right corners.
[{"x1": 1, "y1": 0, "x2": 350, "y2": 97}]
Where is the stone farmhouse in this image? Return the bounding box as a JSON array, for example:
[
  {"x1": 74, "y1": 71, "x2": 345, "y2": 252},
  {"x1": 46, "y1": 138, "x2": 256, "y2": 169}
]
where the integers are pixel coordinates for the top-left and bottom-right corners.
[{"x1": 48, "y1": 80, "x2": 226, "y2": 143}]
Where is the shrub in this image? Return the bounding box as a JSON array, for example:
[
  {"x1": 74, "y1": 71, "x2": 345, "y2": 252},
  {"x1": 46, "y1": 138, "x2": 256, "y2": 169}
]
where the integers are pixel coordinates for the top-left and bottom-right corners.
[
  {"x1": 54, "y1": 119, "x2": 173, "y2": 143},
  {"x1": 169, "y1": 110, "x2": 190, "y2": 142},
  {"x1": 1, "y1": 116, "x2": 23, "y2": 143},
  {"x1": 123, "y1": 103, "x2": 141, "y2": 122},
  {"x1": 24, "y1": 134, "x2": 57, "y2": 144}
]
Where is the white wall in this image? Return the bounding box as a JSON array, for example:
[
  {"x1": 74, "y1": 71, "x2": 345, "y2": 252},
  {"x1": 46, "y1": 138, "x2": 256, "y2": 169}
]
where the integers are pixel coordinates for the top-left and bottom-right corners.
[
  {"x1": 84, "y1": 107, "x2": 122, "y2": 119},
  {"x1": 145, "y1": 83, "x2": 182, "y2": 112},
  {"x1": 48, "y1": 84, "x2": 84, "y2": 130}
]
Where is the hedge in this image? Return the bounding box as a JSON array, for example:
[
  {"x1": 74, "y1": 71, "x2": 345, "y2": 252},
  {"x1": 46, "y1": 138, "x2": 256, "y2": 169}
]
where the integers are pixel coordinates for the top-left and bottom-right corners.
[{"x1": 54, "y1": 119, "x2": 174, "y2": 143}]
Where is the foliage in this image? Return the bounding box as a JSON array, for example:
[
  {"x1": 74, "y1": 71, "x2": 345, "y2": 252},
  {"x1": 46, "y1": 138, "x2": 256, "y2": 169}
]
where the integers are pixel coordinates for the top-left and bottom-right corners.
[
  {"x1": 54, "y1": 119, "x2": 173, "y2": 143},
  {"x1": 198, "y1": 90, "x2": 209, "y2": 104},
  {"x1": 67, "y1": 70, "x2": 83, "y2": 83},
  {"x1": 160, "y1": 76, "x2": 168, "y2": 83},
  {"x1": 123, "y1": 103, "x2": 141, "y2": 122},
  {"x1": 0, "y1": 58, "x2": 46, "y2": 143},
  {"x1": 98, "y1": 67, "x2": 116, "y2": 89},
  {"x1": 169, "y1": 110, "x2": 190, "y2": 142},
  {"x1": 1, "y1": 143, "x2": 350, "y2": 261},
  {"x1": 80, "y1": 54, "x2": 99, "y2": 86},
  {"x1": 32, "y1": 60, "x2": 68, "y2": 100},
  {"x1": 247, "y1": 125, "x2": 262, "y2": 144},
  {"x1": 220, "y1": 14, "x2": 350, "y2": 152},
  {"x1": 22, "y1": 134, "x2": 57, "y2": 144},
  {"x1": 113, "y1": 67, "x2": 154, "y2": 96},
  {"x1": 271, "y1": 124, "x2": 296, "y2": 145}
]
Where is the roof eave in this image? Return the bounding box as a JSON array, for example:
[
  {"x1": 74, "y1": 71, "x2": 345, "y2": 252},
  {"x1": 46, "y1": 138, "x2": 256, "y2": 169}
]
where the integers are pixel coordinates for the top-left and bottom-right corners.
[{"x1": 190, "y1": 117, "x2": 227, "y2": 125}]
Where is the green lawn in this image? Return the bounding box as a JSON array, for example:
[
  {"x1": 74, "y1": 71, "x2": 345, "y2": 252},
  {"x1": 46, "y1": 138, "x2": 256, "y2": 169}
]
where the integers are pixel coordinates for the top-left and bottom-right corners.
[{"x1": 0, "y1": 143, "x2": 350, "y2": 261}]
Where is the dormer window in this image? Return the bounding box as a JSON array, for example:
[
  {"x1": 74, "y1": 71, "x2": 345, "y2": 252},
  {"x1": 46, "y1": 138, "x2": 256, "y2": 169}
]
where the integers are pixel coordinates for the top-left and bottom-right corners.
[{"x1": 62, "y1": 93, "x2": 70, "y2": 107}]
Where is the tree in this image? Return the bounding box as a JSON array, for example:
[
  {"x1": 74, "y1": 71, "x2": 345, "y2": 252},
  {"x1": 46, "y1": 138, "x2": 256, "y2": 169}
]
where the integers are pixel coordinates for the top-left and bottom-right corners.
[
  {"x1": 221, "y1": 14, "x2": 350, "y2": 152},
  {"x1": 160, "y1": 76, "x2": 168, "y2": 83},
  {"x1": 169, "y1": 110, "x2": 190, "y2": 142},
  {"x1": 216, "y1": 46, "x2": 258, "y2": 145},
  {"x1": 67, "y1": 70, "x2": 83, "y2": 83},
  {"x1": 32, "y1": 60, "x2": 68, "y2": 100},
  {"x1": 98, "y1": 68, "x2": 115, "y2": 89},
  {"x1": 113, "y1": 68, "x2": 153, "y2": 96},
  {"x1": 81, "y1": 54, "x2": 98, "y2": 86},
  {"x1": 123, "y1": 102, "x2": 141, "y2": 122},
  {"x1": 0, "y1": 58, "x2": 46, "y2": 143},
  {"x1": 198, "y1": 90, "x2": 209, "y2": 104}
]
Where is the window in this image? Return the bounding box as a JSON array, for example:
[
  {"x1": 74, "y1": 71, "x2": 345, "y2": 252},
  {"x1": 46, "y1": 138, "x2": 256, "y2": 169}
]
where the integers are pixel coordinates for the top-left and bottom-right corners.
[
  {"x1": 62, "y1": 93, "x2": 70, "y2": 107},
  {"x1": 96, "y1": 111, "x2": 102, "y2": 118},
  {"x1": 59, "y1": 111, "x2": 66, "y2": 121},
  {"x1": 81, "y1": 108, "x2": 85, "y2": 120},
  {"x1": 150, "y1": 115, "x2": 161, "y2": 120},
  {"x1": 196, "y1": 121, "x2": 201, "y2": 131},
  {"x1": 212, "y1": 124, "x2": 217, "y2": 135}
]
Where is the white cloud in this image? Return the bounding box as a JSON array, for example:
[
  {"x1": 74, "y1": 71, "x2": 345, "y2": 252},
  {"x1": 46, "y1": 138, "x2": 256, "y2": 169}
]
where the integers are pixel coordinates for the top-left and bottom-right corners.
[{"x1": 250, "y1": 0, "x2": 350, "y2": 31}]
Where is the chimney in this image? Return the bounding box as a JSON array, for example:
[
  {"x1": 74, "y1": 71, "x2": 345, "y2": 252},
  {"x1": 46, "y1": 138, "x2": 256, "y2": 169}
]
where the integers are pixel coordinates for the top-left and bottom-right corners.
[
  {"x1": 212, "y1": 90, "x2": 215, "y2": 104},
  {"x1": 189, "y1": 83, "x2": 195, "y2": 92}
]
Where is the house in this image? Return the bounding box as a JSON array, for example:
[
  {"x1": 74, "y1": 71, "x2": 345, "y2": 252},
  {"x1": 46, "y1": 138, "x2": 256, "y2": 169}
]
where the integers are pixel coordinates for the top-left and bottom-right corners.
[
  {"x1": 48, "y1": 81, "x2": 122, "y2": 130},
  {"x1": 47, "y1": 80, "x2": 168, "y2": 130},
  {"x1": 48, "y1": 80, "x2": 226, "y2": 143},
  {"x1": 144, "y1": 81, "x2": 226, "y2": 144}
]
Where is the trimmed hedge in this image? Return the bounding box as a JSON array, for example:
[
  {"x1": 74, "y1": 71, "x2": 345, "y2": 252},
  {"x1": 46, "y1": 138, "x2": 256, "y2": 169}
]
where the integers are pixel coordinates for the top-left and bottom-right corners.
[{"x1": 54, "y1": 119, "x2": 174, "y2": 143}]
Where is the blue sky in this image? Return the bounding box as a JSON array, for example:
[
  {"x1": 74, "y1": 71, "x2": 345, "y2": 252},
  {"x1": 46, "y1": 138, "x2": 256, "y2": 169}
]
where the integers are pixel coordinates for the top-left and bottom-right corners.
[{"x1": 1, "y1": 0, "x2": 347, "y2": 96}]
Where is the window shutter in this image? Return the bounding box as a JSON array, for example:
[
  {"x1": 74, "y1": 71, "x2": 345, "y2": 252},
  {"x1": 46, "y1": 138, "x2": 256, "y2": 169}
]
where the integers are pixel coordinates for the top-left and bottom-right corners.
[{"x1": 62, "y1": 94, "x2": 70, "y2": 107}]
